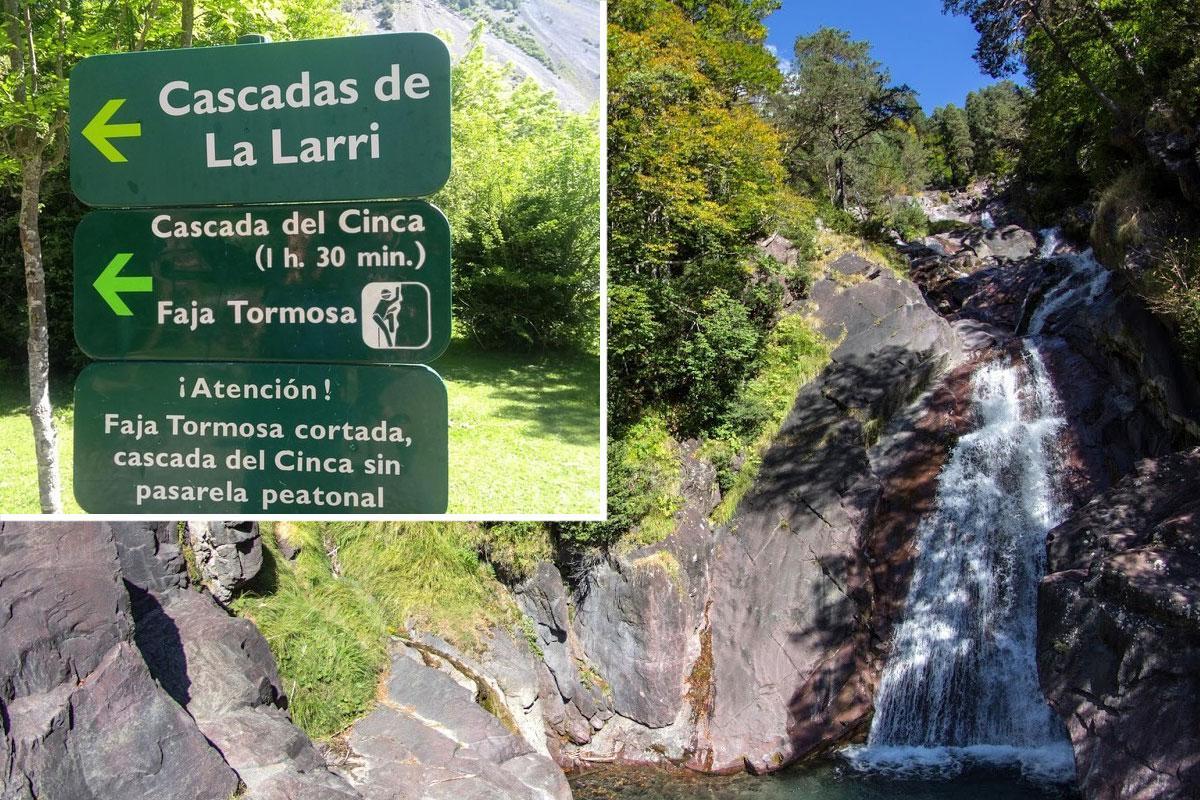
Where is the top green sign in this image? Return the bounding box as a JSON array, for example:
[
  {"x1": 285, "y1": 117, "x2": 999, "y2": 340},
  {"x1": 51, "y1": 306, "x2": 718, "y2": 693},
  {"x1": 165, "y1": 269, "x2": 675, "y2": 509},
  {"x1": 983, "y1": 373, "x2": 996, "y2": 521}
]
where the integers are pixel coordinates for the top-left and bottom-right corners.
[{"x1": 69, "y1": 33, "x2": 451, "y2": 207}]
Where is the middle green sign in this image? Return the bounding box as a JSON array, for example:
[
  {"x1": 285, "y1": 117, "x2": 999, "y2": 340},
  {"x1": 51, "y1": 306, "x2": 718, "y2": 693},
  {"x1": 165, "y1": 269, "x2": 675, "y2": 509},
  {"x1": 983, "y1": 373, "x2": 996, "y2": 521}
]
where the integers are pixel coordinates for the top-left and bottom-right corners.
[{"x1": 74, "y1": 201, "x2": 451, "y2": 363}]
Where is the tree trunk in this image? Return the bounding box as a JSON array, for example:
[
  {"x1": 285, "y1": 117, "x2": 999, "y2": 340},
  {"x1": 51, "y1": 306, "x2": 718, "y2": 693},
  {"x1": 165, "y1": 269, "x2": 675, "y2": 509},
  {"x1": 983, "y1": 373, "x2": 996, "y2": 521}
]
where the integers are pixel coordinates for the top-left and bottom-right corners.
[
  {"x1": 18, "y1": 154, "x2": 62, "y2": 513},
  {"x1": 181, "y1": 0, "x2": 194, "y2": 47},
  {"x1": 1031, "y1": 7, "x2": 1124, "y2": 118},
  {"x1": 834, "y1": 154, "x2": 847, "y2": 209}
]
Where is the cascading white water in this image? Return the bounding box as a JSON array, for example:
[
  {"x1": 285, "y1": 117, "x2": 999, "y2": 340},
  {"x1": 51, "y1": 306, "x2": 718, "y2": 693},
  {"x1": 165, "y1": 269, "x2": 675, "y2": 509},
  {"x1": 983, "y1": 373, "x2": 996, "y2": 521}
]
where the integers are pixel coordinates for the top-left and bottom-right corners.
[
  {"x1": 844, "y1": 343, "x2": 1075, "y2": 782},
  {"x1": 1027, "y1": 229, "x2": 1110, "y2": 335}
]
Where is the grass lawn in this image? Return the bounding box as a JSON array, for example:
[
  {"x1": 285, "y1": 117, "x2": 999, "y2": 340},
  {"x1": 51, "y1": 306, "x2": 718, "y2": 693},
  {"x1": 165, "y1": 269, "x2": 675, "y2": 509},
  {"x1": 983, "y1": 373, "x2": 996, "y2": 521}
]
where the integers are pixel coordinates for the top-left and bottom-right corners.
[
  {"x1": 0, "y1": 339, "x2": 601, "y2": 515},
  {"x1": 0, "y1": 378, "x2": 82, "y2": 514}
]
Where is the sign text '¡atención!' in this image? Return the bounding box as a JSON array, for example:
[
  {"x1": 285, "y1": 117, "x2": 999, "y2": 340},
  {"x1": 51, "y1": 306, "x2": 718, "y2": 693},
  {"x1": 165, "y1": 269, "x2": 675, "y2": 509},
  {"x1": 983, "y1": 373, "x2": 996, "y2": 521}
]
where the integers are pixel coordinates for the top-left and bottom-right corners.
[{"x1": 156, "y1": 67, "x2": 431, "y2": 168}]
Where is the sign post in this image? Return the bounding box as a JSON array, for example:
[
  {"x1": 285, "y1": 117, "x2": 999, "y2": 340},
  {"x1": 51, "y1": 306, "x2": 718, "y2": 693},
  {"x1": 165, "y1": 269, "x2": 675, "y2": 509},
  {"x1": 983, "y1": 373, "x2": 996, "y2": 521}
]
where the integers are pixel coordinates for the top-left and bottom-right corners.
[
  {"x1": 74, "y1": 362, "x2": 448, "y2": 514},
  {"x1": 69, "y1": 33, "x2": 454, "y2": 515}
]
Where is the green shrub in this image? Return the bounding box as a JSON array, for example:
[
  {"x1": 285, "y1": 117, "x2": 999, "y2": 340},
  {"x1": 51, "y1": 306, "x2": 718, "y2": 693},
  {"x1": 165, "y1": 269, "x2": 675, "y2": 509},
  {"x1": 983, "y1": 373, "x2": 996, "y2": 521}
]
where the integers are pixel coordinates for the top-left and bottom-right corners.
[
  {"x1": 559, "y1": 415, "x2": 681, "y2": 550},
  {"x1": 468, "y1": 522, "x2": 554, "y2": 584},
  {"x1": 1146, "y1": 236, "x2": 1200, "y2": 365},
  {"x1": 436, "y1": 34, "x2": 599, "y2": 352},
  {"x1": 707, "y1": 314, "x2": 831, "y2": 521},
  {"x1": 885, "y1": 199, "x2": 928, "y2": 241}
]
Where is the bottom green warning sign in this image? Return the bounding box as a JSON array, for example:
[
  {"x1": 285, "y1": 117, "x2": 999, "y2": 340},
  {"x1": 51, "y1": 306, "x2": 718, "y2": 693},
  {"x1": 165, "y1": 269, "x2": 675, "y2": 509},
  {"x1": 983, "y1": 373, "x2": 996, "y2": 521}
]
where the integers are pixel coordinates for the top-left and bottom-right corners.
[{"x1": 73, "y1": 361, "x2": 447, "y2": 514}]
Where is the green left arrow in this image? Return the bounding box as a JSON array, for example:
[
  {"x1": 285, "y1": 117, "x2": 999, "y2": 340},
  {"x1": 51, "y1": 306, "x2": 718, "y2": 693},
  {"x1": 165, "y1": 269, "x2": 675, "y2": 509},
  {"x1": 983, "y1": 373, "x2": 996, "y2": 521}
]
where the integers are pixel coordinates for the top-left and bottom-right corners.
[
  {"x1": 82, "y1": 99, "x2": 141, "y2": 163},
  {"x1": 94, "y1": 253, "x2": 152, "y2": 316}
]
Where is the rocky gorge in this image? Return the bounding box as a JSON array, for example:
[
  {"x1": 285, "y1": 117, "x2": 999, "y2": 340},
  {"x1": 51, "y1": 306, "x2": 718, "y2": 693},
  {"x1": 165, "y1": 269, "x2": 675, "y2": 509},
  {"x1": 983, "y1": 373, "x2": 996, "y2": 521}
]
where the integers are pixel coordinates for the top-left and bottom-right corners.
[{"x1": 3, "y1": 195, "x2": 1198, "y2": 800}]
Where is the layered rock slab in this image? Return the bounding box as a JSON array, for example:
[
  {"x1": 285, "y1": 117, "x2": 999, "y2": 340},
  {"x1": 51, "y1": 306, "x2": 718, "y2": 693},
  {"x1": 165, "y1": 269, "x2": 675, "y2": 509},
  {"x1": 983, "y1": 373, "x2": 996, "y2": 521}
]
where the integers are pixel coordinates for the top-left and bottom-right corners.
[
  {"x1": 0, "y1": 522, "x2": 239, "y2": 800},
  {"x1": 341, "y1": 643, "x2": 571, "y2": 800},
  {"x1": 696, "y1": 255, "x2": 963, "y2": 772}
]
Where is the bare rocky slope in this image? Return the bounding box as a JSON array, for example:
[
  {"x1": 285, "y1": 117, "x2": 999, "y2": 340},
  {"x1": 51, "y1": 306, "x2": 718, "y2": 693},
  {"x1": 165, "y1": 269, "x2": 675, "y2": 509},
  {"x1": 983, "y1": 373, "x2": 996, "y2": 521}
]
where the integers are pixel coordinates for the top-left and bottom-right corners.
[
  {"x1": 347, "y1": 0, "x2": 601, "y2": 112},
  {"x1": 0, "y1": 521, "x2": 568, "y2": 800}
]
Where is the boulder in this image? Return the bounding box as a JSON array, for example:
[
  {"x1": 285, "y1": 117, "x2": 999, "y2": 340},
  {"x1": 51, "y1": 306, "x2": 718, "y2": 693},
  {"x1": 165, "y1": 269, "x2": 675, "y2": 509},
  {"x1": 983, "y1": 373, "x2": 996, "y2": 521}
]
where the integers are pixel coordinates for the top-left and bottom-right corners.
[
  {"x1": 112, "y1": 521, "x2": 360, "y2": 800},
  {"x1": 0, "y1": 522, "x2": 239, "y2": 800},
  {"x1": 981, "y1": 224, "x2": 1036, "y2": 261},
  {"x1": 1039, "y1": 448, "x2": 1200, "y2": 800},
  {"x1": 186, "y1": 520, "x2": 264, "y2": 602}
]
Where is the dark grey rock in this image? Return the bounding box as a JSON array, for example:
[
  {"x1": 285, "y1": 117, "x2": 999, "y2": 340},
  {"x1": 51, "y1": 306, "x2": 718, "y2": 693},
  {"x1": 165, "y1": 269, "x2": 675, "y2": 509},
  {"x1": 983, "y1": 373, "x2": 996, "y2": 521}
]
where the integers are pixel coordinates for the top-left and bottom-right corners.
[
  {"x1": 517, "y1": 563, "x2": 590, "y2": 710},
  {"x1": 982, "y1": 224, "x2": 1037, "y2": 261},
  {"x1": 120, "y1": 526, "x2": 358, "y2": 800},
  {"x1": 1039, "y1": 448, "x2": 1200, "y2": 800},
  {"x1": 343, "y1": 643, "x2": 570, "y2": 800},
  {"x1": 574, "y1": 555, "x2": 690, "y2": 728},
  {"x1": 111, "y1": 521, "x2": 190, "y2": 595},
  {"x1": 0, "y1": 522, "x2": 239, "y2": 800}
]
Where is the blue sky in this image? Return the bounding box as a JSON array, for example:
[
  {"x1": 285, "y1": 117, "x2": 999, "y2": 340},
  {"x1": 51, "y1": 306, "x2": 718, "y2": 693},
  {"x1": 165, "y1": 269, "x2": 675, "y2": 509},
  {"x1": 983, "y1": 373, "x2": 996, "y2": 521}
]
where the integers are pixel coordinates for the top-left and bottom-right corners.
[{"x1": 765, "y1": 0, "x2": 1022, "y2": 112}]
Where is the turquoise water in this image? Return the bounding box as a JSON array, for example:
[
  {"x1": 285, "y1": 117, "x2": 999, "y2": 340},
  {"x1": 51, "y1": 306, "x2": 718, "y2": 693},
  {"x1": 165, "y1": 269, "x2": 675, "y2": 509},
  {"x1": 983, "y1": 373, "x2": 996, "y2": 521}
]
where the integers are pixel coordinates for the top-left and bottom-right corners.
[{"x1": 569, "y1": 761, "x2": 1079, "y2": 800}]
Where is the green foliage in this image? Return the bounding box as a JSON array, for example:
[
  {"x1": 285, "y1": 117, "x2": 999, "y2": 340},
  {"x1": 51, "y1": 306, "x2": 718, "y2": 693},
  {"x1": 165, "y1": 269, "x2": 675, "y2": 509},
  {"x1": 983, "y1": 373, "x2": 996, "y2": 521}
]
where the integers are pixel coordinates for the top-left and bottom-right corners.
[
  {"x1": 1146, "y1": 236, "x2": 1200, "y2": 363},
  {"x1": 435, "y1": 29, "x2": 600, "y2": 352},
  {"x1": 674, "y1": 289, "x2": 763, "y2": 433},
  {"x1": 327, "y1": 522, "x2": 523, "y2": 650},
  {"x1": 964, "y1": 81, "x2": 1026, "y2": 178},
  {"x1": 560, "y1": 415, "x2": 681, "y2": 550},
  {"x1": 770, "y1": 189, "x2": 821, "y2": 268},
  {"x1": 884, "y1": 198, "x2": 929, "y2": 241},
  {"x1": 950, "y1": 0, "x2": 1200, "y2": 205},
  {"x1": 467, "y1": 522, "x2": 554, "y2": 584},
  {"x1": 232, "y1": 520, "x2": 531, "y2": 739},
  {"x1": 707, "y1": 313, "x2": 831, "y2": 521},
  {"x1": 925, "y1": 103, "x2": 975, "y2": 188},
  {"x1": 231, "y1": 525, "x2": 388, "y2": 739},
  {"x1": 608, "y1": 0, "x2": 789, "y2": 434},
  {"x1": 0, "y1": 170, "x2": 86, "y2": 372}
]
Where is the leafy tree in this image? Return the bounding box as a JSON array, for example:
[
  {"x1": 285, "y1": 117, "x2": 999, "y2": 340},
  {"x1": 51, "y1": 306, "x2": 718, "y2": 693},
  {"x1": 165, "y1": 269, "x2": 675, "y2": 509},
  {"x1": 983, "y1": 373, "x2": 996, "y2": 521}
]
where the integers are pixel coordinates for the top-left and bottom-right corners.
[
  {"x1": 945, "y1": 0, "x2": 1200, "y2": 200},
  {"x1": 964, "y1": 80, "x2": 1025, "y2": 178},
  {"x1": 434, "y1": 29, "x2": 600, "y2": 351},
  {"x1": 608, "y1": 0, "x2": 787, "y2": 433},
  {"x1": 0, "y1": 0, "x2": 351, "y2": 512},
  {"x1": 774, "y1": 27, "x2": 917, "y2": 209},
  {"x1": 927, "y1": 103, "x2": 975, "y2": 187}
]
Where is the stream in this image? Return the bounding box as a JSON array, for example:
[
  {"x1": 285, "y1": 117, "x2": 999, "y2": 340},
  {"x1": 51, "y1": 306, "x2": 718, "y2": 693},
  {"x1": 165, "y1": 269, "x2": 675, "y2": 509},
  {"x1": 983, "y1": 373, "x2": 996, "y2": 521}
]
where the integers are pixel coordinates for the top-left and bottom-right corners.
[{"x1": 570, "y1": 762, "x2": 1078, "y2": 799}]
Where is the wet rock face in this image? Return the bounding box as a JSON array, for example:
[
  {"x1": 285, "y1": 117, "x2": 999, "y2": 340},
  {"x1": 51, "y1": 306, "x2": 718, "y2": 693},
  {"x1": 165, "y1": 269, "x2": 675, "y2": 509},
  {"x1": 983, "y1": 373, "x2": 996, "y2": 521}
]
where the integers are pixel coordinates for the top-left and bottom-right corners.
[
  {"x1": 0, "y1": 522, "x2": 240, "y2": 800},
  {"x1": 1039, "y1": 448, "x2": 1200, "y2": 800},
  {"x1": 697, "y1": 255, "x2": 964, "y2": 773}
]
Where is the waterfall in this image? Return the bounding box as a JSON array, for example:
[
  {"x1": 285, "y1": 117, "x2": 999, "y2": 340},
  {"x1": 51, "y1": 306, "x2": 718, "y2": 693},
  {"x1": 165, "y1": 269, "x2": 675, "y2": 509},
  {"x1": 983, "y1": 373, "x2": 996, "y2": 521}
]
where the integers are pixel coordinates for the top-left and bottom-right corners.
[
  {"x1": 844, "y1": 343, "x2": 1075, "y2": 782},
  {"x1": 1027, "y1": 230, "x2": 1110, "y2": 335}
]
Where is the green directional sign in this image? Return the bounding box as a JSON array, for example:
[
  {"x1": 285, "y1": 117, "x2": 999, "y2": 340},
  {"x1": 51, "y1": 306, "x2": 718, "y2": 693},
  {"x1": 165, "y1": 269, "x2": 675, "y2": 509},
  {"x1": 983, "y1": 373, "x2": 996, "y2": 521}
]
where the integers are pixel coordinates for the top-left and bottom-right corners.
[
  {"x1": 73, "y1": 201, "x2": 451, "y2": 363},
  {"x1": 70, "y1": 33, "x2": 451, "y2": 207},
  {"x1": 74, "y1": 361, "x2": 448, "y2": 514}
]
